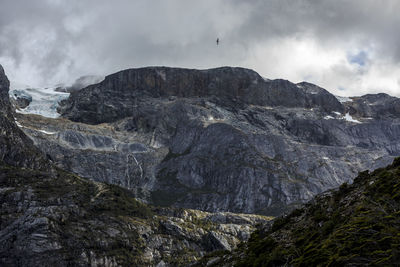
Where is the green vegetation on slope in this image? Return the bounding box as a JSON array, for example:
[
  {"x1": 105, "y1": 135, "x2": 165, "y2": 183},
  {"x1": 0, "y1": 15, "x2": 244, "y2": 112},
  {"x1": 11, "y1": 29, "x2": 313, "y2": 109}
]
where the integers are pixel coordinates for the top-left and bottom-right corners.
[
  {"x1": 0, "y1": 163, "x2": 154, "y2": 266},
  {"x1": 204, "y1": 158, "x2": 400, "y2": 266}
]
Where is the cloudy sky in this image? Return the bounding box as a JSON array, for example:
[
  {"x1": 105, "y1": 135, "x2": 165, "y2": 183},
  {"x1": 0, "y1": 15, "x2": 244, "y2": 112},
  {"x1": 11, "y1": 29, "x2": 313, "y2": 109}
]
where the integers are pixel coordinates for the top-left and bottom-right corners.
[{"x1": 0, "y1": 0, "x2": 400, "y2": 96}]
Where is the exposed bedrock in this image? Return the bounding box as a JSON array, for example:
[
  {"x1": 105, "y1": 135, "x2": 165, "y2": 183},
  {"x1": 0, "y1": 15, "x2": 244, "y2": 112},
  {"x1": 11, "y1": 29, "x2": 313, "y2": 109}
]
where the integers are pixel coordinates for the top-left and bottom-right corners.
[{"x1": 14, "y1": 66, "x2": 400, "y2": 216}]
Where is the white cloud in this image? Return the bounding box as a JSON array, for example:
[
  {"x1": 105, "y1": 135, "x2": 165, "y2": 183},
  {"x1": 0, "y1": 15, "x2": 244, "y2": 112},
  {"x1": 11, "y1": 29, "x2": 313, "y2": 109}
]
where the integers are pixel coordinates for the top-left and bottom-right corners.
[
  {"x1": 244, "y1": 36, "x2": 400, "y2": 97},
  {"x1": 0, "y1": 0, "x2": 400, "y2": 97}
]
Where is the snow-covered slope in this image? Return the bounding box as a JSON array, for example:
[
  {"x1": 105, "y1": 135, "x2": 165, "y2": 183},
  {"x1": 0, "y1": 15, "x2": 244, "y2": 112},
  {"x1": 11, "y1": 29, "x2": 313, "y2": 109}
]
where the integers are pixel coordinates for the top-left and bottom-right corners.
[
  {"x1": 335, "y1": 95, "x2": 353, "y2": 103},
  {"x1": 10, "y1": 82, "x2": 69, "y2": 118}
]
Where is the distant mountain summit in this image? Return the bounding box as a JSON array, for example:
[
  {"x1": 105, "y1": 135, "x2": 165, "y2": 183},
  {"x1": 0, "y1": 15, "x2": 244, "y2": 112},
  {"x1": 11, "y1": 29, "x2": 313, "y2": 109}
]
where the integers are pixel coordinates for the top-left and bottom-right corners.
[{"x1": 58, "y1": 66, "x2": 344, "y2": 124}]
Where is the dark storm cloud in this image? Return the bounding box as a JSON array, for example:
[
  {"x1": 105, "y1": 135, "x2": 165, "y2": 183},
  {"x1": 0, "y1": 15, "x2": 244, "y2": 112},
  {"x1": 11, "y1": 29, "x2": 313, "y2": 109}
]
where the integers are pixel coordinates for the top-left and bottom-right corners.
[{"x1": 0, "y1": 0, "x2": 399, "y2": 96}]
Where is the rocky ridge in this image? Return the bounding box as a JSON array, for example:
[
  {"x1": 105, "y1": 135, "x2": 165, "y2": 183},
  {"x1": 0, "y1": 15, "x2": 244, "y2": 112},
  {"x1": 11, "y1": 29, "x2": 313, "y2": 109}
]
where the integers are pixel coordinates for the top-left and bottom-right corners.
[
  {"x1": 58, "y1": 67, "x2": 344, "y2": 124},
  {"x1": 202, "y1": 158, "x2": 400, "y2": 266},
  {"x1": 4, "y1": 64, "x2": 400, "y2": 266},
  {"x1": 0, "y1": 65, "x2": 272, "y2": 266},
  {"x1": 0, "y1": 65, "x2": 48, "y2": 170},
  {"x1": 17, "y1": 66, "x2": 399, "y2": 215}
]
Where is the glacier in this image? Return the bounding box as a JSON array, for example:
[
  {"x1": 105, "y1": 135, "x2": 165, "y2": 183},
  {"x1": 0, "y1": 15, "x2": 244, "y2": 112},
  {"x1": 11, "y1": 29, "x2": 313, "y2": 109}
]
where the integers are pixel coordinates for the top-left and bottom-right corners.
[{"x1": 10, "y1": 82, "x2": 69, "y2": 118}]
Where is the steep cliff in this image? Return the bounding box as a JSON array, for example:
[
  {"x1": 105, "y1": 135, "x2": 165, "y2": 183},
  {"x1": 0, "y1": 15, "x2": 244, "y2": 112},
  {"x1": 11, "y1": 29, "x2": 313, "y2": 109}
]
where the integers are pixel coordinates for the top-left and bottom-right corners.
[
  {"x1": 4, "y1": 63, "x2": 400, "y2": 265},
  {"x1": 0, "y1": 65, "x2": 272, "y2": 266},
  {"x1": 58, "y1": 67, "x2": 343, "y2": 124},
  {"x1": 0, "y1": 65, "x2": 48, "y2": 170},
  {"x1": 31, "y1": 66, "x2": 398, "y2": 215}
]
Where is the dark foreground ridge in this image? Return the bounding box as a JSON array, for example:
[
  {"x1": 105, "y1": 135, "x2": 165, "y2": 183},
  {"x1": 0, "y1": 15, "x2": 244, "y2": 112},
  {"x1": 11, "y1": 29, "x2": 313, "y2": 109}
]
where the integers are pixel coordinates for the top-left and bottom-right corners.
[{"x1": 201, "y1": 158, "x2": 400, "y2": 266}]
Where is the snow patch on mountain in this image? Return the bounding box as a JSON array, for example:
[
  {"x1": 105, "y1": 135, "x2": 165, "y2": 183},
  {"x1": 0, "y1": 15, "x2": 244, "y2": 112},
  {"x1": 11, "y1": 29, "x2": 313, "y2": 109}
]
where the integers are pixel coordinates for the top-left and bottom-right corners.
[
  {"x1": 335, "y1": 95, "x2": 353, "y2": 103},
  {"x1": 38, "y1": 129, "x2": 57, "y2": 135},
  {"x1": 10, "y1": 82, "x2": 69, "y2": 118},
  {"x1": 344, "y1": 112, "x2": 361, "y2": 123},
  {"x1": 324, "y1": 115, "x2": 334, "y2": 120}
]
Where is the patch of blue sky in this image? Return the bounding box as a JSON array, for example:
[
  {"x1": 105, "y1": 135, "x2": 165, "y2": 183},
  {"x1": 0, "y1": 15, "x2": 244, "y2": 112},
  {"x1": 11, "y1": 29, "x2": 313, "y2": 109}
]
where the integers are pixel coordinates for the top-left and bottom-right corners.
[{"x1": 347, "y1": 50, "x2": 368, "y2": 67}]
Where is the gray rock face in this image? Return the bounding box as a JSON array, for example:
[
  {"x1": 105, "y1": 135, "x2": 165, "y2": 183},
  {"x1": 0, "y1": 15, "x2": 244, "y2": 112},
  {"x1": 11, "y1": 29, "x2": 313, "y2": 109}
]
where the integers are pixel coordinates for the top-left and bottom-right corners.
[
  {"x1": 58, "y1": 67, "x2": 343, "y2": 124},
  {"x1": 19, "y1": 66, "x2": 397, "y2": 216},
  {"x1": 0, "y1": 64, "x2": 12, "y2": 118},
  {"x1": 0, "y1": 165, "x2": 270, "y2": 266},
  {"x1": 0, "y1": 64, "x2": 271, "y2": 266},
  {"x1": 345, "y1": 93, "x2": 400, "y2": 119},
  {"x1": 0, "y1": 65, "x2": 47, "y2": 170}
]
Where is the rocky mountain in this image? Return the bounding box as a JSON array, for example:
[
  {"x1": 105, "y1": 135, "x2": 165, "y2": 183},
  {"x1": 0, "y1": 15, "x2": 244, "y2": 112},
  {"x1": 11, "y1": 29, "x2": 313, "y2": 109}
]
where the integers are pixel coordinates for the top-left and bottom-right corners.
[
  {"x1": 57, "y1": 67, "x2": 343, "y2": 124},
  {"x1": 15, "y1": 66, "x2": 399, "y2": 216},
  {"x1": 0, "y1": 65, "x2": 272, "y2": 266},
  {"x1": 346, "y1": 92, "x2": 400, "y2": 119},
  {"x1": 0, "y1": 65, "x2": 48, "y2": 170},
  {"x1": 4, "y1": 63, "x2": 400, "y2": 266},
  {"x1": 202, "y1": 157, "x2": 400, "y2": 266}
]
